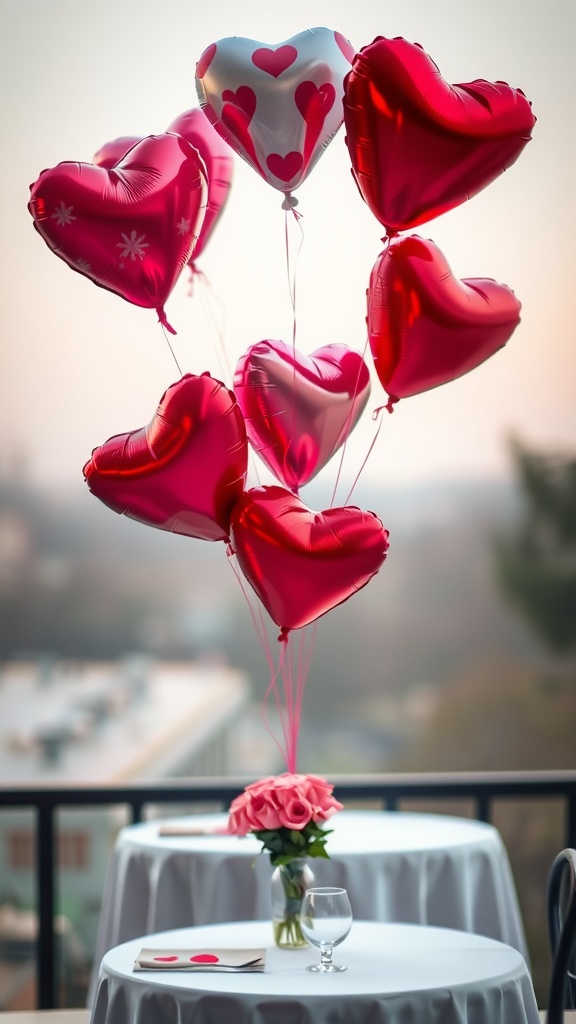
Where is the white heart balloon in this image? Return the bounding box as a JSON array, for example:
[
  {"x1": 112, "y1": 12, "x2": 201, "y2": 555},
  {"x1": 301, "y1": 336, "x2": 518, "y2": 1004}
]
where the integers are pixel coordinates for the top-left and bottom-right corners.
[{"x1": 195, "y1": 27, "x2": 355, "y2": 197}]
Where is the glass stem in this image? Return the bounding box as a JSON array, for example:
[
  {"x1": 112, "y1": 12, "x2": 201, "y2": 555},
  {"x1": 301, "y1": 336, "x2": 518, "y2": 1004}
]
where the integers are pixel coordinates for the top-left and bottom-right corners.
[{"x1": 320, "y1": 943, "x2": 333, "y2": 968}]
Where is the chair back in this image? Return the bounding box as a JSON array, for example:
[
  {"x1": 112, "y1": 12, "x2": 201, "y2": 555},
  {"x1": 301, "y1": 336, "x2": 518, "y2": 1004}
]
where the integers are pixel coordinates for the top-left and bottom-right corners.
[{"x1": 547, "y1": 848, "x2": 576, "y2": 1024}]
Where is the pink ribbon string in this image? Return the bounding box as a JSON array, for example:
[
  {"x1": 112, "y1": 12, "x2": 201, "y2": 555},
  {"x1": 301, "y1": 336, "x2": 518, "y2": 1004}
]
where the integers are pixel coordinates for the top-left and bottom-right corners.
[
  {"x1": 226, "y1": 548, "x2": 311, "y2": 771},
  {"x1": 160, "y1": 323, "x2": 183, "y2": 377}
]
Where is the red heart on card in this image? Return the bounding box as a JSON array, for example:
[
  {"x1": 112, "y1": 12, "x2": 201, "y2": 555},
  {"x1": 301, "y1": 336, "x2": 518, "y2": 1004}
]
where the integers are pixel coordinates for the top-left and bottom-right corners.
[
  {"x1": 230, "y1": 486, "x2": 389, "y2": 632},
  {"x1": 367, "y1": 235, "x2": 521, "y2": 406},
  {"x1": 344, "y1": 36, "x2": 536, "y2": 233},
  {"x1": 28, "y1": 134, "x2": 207, "y2": 325},
  {"x1": 83, "y1": 373, "x2": 247, "y2": 542},
  {"x1": 234, "y1": 339, "x2": 371, "y2": 491}
]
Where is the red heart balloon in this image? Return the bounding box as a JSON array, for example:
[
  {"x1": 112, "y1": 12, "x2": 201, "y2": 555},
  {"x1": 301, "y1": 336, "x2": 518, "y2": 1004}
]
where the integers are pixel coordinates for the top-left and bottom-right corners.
[
  {"x1": 344, "y1": 36, "x2": 536, "y2": 233},
  {"x1": 229, "y1": 485, "x2": 389, "y2": 632},
  {"x1": 83, "y1": 373, "x2": 247, "y2": 542},
  {"x1": 234, "y1": 339, "x2": 371, "y2": 491},
  {"x1": 367, "y1": 235, "x2": 521, "y2": 406},
  {"x1": 29, "y1": 134, "x2": 207, "y2": 329}
]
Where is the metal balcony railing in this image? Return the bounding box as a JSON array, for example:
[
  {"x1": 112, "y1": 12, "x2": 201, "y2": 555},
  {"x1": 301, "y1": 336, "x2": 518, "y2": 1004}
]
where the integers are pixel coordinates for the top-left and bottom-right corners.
[{"x1": 1, "y1": 770, "x2": 576, "y2": 1010}]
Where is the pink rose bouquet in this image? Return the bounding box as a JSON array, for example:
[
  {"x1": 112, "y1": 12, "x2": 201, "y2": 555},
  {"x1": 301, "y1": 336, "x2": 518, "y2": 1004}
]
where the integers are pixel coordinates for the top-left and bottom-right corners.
[{"x1": 227, "y1": 773, "x2": 343, "y2": 866}]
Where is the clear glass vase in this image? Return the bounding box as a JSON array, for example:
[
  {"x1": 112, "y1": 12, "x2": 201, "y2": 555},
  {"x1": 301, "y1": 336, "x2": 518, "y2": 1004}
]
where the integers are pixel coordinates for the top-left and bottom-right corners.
[{"x1": 271, "y1": 857, "x2": 314, "y2": 949}]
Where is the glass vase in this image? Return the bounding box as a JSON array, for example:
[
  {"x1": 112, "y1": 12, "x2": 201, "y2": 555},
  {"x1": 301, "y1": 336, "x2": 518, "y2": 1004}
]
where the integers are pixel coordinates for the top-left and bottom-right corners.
[{"x1": 271, "y1": 857, "x2": 314, "y2": 949}]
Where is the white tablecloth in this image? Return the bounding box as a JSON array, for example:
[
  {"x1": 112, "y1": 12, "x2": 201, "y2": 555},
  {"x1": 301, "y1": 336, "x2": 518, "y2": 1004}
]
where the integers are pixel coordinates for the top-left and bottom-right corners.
[
  {"x1": 91, "y1": 920, "x2": 540, "y2": 1024},
  {"x1": 92, "y1": 810, "x2": 528, "y2": 977}
]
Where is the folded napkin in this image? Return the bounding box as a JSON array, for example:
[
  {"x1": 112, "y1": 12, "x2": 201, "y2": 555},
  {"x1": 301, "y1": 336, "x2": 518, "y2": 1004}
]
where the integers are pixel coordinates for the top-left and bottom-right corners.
[
  {"x1": 157, "y1": 823, "x2": 229, "y2": 837},
  {"x1": 134, "y1": 948, "x2": 266, "y2": 972}
]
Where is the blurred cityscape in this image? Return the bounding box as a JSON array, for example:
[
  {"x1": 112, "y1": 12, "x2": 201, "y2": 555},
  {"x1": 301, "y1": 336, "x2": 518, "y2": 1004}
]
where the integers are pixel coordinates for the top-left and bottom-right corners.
[{"x1": 0, "y1": 445, "x2": 574, "y2": 1007}]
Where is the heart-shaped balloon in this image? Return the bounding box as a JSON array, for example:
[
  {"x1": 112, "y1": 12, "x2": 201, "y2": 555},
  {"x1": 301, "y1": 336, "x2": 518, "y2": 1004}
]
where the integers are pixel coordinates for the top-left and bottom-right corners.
[
  {"x1": 234, "y1": 339, "x2": 371, "y2": 491},
  {"x1": 94, "y1": 110, "x2": 234, "y2": 266},
  {"x1": 195, "y1": 27, "x2": 355, "y2": 195},
  {"x1": 83, "y1": 373, "x2": 247, "y2": 542},
  {"x1": 344, "y1": 36, "x2": 536, "y2": 233},
  {"x1": 166, "y1": 110, "x2": 234, "y2": 263},
  {"x1": 229, "y1": 485, "x2": 389, "y2": 632},
  {"x1": 367, "y1": 235, "x2": 521, "y2": 406},
  {"x1": 29, "y1": 134, "x2": 207, "y2": 330}
]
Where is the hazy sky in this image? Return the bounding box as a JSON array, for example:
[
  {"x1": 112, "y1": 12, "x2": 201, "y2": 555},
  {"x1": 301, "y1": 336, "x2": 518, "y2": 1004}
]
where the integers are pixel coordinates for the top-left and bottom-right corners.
[{"x1": 1, "y1": 0, "x2": 575, "y2": 504}]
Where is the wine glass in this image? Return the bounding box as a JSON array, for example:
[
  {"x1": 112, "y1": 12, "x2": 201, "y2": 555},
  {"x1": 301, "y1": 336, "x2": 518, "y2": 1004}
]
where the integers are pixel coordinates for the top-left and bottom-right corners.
[{"x1": 300, "y1": 887, "x2": 353, "y2": 972}]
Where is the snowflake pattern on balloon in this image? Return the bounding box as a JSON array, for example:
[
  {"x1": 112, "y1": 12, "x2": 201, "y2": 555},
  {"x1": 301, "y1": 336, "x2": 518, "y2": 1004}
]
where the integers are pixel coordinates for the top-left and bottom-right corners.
[
  {"x1": 116, "y1": 230, "x2": 150, "y2": 261},
  {"x1": 76, "y1": 257, "x2": 92, "y2": 273},
  {"x1": 52, "y1": 202, "x2": 76, "y2": 226},
  {"x1": 176, "y1": 217, "x2": 191, "y2": 236}
]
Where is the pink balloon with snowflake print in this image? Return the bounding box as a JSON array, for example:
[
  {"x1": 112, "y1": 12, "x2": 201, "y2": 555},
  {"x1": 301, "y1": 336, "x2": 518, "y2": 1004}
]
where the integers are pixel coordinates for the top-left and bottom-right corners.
[
  {"x1": 195, "y1": 27, "x2": 355, "y2": 198},
  {"x1": 28, "y1": 133, "x2": 207, "y2": 333}
]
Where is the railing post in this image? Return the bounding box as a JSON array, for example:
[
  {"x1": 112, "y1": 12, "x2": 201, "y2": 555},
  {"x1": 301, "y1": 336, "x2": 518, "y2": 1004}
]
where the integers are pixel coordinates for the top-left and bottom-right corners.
[
  {"x1": 36, "y1": 798, "x2": 56, "y2": 1010},
  {"x1": 567, "y1": 791, "x2": 576, "y2": 848},
  {"x1": 476, "y1": 793, "x2": 491, "y2": 823},
  {"x1": 130, "y1": 798, "x2": 146, "y2": 824}
]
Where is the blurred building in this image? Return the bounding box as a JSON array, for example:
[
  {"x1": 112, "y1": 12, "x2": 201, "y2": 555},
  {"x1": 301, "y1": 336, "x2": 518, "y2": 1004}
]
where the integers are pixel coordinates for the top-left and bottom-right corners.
[{"x1": 0, "y1": 654, "x2": 250, "y2": 1008}]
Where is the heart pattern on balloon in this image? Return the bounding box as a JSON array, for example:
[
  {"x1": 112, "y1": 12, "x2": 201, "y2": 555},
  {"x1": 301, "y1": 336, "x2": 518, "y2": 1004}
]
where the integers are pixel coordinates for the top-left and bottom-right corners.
[
  {"x1": 234, "y1": 339, "x2": 371, "y2": 491},
  {"x1": 230, "y1": 486, "x2": 390, "y2": 632},
  {"x1": 344, "y1": 36, "x2": 536, "y2": 233},
  {"x1": 83, "y1": 373, "x2": 247, "y2": 542},
  {"x1": 367, "y1": 235, "x2": 522, "y2": 406},
  {"x1": 196, "y1": 27, "x2": 354, "y2": 194},
  {"x1": 29, "y1": 134, "x2": 207, "y2": 327},
  {"x1": 252, "y1": 45, "x2": 297, "y2": 78}
]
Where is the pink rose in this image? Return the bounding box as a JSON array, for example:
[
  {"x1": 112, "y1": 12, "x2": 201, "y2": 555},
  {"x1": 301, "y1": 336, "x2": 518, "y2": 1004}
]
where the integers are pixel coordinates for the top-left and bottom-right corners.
[
  {"x1": 245, "y1": 792, "x2": 283, "y2": 830},
  {"x1": 244, "y1": 776, "x2": 278, "y2": 797},
  {"x1": 277, "y1": 795, "x2": 314, "y2": 830},
  {"x1": 227, "y1": 795, "x2": 252, "y2": 835},
  {"x1": 227, "y1": 773, "x2": 343, "y2": 835},
  {"x1": 302, "y1": 774, "x2": 344, "y2": 821}
]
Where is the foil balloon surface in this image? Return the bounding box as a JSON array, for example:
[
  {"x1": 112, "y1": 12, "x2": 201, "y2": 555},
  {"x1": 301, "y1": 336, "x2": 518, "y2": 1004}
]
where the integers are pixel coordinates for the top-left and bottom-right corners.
[
  {"x1": 83, "y1": 373, "x2": 247, "y2": 542},
  {"x1": 230, "y1": 485, "x2": 389, "y2": 632},
  {"x1": 95, "y1": 110, "x2": 234, "y2": 265},
  {"x1": 344, "y1": 36, "x2": 536, "y2": 233},
  {"x1": 29, "y1": 134, "x2": 207, "y2": 328},
  {"x1": 234, "y1": 339, "x2": 371, "y2": 491},
  {"x1": 195, "y1": 27, "x2": 355, "y2": 196},
  {"x1": 367, "y1": 235, "x2": 522, "y2": 406}
]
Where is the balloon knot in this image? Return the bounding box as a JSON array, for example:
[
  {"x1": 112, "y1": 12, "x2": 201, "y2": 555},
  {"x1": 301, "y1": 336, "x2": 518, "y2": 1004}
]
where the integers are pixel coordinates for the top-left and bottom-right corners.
[
  {"x1": 157, "y1": 307, "x2": 177, "y2": 335},
  {"x1": 383, "y1": 228, "x2": 398, "y2": 240},
  {"x1": 282, "y1": 193, "x2": 299, "y2": 211},
  {"x1": 385, "y1": 395, "x2": 398, "y2": 414},
  {"x1": 278, "y1": 626, "x2": 291, "y2": 643}
]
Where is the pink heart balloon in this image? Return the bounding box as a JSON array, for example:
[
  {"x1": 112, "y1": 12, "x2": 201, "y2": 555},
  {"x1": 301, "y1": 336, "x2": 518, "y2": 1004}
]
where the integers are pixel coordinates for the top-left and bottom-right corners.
[
  {"x1": 195, "y1": 27, "x2": 354, "y2": 195},
  {"x1": 234, "y1": 340, "x2": 371, "y2": 491},
  {"x1": 367, "y1": 235, "x2": 522, "y2": 406},
  {"x1": 29, "y1": 134, "x2": 207, "y2": 330},
  {"x1": 94, "y1": 112, "x2": 235, "y2": 267},
  {"x1": 168, "y1": 110, "x2": 234, "y2": 264},
  {"x1": 344, "y1": 36, "x2": 536, "y2": 234},
  {"x1": 83, "y1": 373, "x2": 247, "y2": 542},
  {"x1": 230, "y1": 486, "x2": 389, "y2": 632}
]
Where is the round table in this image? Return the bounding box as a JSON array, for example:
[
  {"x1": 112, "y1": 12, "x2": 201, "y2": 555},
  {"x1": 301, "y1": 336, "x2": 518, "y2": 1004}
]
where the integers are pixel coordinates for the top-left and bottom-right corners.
[
  {"x1": 92, "y1": 811, "x2": 528, "y2": 966},
  {"x1": 90, "y1": 920, "x2": 540, "y2": 1024}
]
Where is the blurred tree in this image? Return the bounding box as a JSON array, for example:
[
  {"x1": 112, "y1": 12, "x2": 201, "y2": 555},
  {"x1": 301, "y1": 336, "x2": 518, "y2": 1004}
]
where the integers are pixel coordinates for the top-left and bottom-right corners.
[{"x1": 495, "y1": 438, "x2": 576, "y2": 652}]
